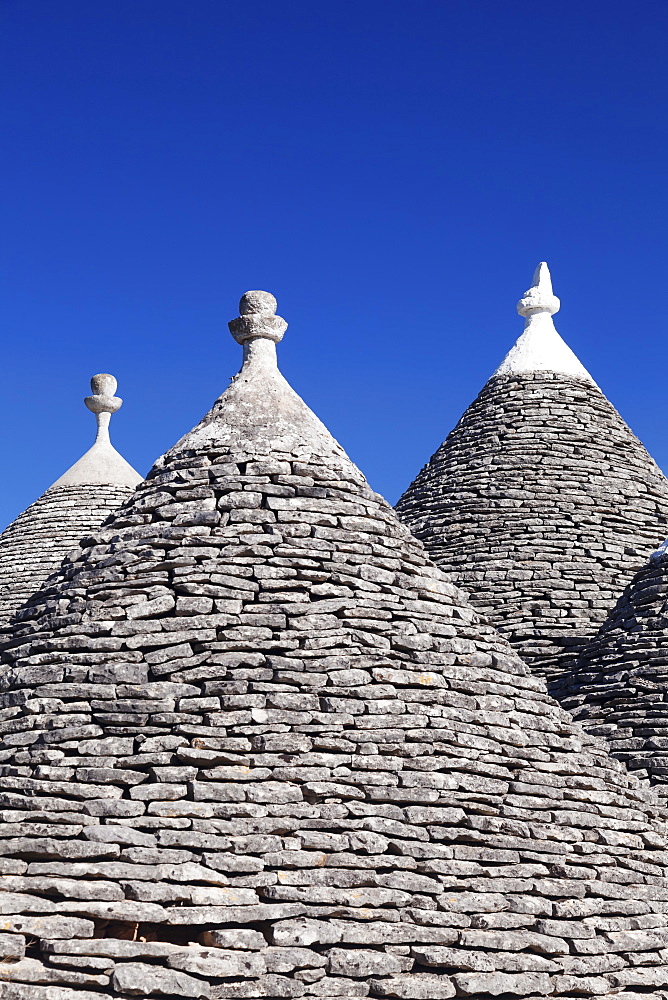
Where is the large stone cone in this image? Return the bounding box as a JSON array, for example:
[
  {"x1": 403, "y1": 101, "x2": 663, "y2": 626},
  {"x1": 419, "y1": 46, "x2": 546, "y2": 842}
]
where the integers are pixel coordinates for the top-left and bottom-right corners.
[
  {"x1": 1, "y1": 294, "x2": 668, "y2": 1000},
  {"x1": 556, "y1": 543, "x2": 668, "y2": 794},
  {"x1": 396, "y1": 366, "x2": 668, "y2": 686}
]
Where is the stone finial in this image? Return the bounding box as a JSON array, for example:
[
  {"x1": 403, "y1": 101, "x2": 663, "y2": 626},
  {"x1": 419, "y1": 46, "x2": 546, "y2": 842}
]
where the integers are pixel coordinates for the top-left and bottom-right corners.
[
  {"x1": 493, "y1": 262, "x2": 595, "y2": 383},
  {"x1": 228, "y1": 291, "x2": 288, "y2": 345},
  {"x1": 84, "y1": 373, "x2": 123, "y2": 444},
  {"x1": 85, "y1": 374, "x2": 122, "y2": 415},
  {"x1": 517, "y1": 262, "x2": 561, "y2": 317},
  {"x1": 47, "y1": 373, "x2": 141, "y2": 489}
]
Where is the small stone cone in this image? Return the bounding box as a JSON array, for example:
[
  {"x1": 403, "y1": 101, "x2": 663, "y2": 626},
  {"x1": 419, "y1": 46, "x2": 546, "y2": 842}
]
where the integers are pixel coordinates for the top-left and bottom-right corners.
[{"x1": 0, "y1": 373, "x2": 142, "y2": 624}]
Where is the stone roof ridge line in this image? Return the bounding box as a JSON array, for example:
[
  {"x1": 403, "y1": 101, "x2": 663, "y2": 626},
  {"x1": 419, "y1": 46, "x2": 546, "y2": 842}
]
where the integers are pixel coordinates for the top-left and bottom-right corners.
[
  {"x1": 48, "y1": 372, "x2": 142, "y2": 489},
  {"x1": 492, "y1": 260, "x2": 597, "y2": 383}
]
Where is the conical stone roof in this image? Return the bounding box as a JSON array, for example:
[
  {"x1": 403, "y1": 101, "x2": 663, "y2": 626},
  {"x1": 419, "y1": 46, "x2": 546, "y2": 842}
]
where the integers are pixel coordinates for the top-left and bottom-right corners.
[
  {"x1": 2, "y1": 292, "x2": 668, "y2": 1000},
  {"x1": 396, "y1": 264, "x2": 668, "y2": 685},
  {"x1": 0, "y1": 375, "x2": 142, "y2": 625},
  {"x1": 555, "y1": 539, "x2": 668, "y2": 794}
]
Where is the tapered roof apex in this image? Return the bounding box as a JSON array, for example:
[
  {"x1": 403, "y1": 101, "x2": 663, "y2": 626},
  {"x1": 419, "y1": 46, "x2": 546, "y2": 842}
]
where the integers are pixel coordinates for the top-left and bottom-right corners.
[
  {"x1": 49, "y1": 373, "x2": 142, "y2": 489},
  {"x1": 164, "y1": 290, "x2": 354, "y2": 469},
  {"x1": 493, "y1": 261, "x2": 596, "y2": 383}
]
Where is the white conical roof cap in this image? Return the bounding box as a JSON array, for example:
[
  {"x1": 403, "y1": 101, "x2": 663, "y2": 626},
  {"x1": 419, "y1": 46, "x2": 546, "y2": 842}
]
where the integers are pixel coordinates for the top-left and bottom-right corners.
[{"x1": 493, "y1": 262, "x2": 596, "y2": 383}]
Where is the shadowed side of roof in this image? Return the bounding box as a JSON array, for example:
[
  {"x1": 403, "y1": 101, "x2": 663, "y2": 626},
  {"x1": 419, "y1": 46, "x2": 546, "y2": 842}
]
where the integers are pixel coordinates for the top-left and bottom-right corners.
[{"x1": 556, "y1": 543, "x2": 668, "y2": 792}]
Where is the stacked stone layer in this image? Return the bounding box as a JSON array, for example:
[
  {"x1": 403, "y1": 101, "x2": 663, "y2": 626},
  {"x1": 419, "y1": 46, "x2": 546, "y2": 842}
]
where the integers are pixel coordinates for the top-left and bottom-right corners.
[
  {"x1": 1, "y1": 345, "x2": 668, "y2": 1000},
  {"x1": 556, "y1": 552, "x2": 668, "y2": 792},
  {"x1": 0, "y1": 485, "x2": 133, "y2": 626},
  {"x1": 396, "y1": 371, "x2": 668, "y2": 684}
]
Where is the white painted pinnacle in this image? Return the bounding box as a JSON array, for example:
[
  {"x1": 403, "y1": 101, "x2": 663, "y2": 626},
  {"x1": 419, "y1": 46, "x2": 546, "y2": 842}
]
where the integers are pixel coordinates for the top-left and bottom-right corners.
[
  {"x1": 493, "y1": 262, "x2": 596, "y2": 383},
  {"x1": 48, "y1": 374, "x2": 142, "y2": 489},
  {"x1": 516, "y1": 262, "x2": 560, "y2": 317}
]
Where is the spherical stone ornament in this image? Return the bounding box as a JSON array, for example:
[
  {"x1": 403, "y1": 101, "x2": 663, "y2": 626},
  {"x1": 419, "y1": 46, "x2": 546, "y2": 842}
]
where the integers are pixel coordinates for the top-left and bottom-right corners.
[
  {"x1": 239, "y1": 290, "x2": 278, "y2": 316},
  {"x1": 85, "y1": 373, "x2": 123, "y2": 414},
  {"x1": 90, "y1": 373, "x2": 118, "y2": 396},
  {"x1": 229, "y1": 289, "x2": 288, "y2": 345}
]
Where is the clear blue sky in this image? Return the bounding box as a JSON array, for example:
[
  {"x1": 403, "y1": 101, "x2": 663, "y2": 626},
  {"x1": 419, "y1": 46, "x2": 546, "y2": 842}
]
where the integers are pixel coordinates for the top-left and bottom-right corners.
[{"x1": 2, "y1": 0, "x2": 667, "y2": 529}]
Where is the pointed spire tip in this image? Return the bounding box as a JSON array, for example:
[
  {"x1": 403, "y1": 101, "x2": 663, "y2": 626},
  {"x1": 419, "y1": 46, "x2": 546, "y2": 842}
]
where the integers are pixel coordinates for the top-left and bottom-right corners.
[
  {"x1": 518, "y1": 261, "x2": 560, "y2": 317},
  {"x1": 532, "y1": 261, "x2": 552, "y2": 289}
]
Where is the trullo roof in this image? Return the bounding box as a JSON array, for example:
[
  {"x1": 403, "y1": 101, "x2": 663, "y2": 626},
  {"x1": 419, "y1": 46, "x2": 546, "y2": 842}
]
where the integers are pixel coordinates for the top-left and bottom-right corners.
[
  {"x1": 2, "y1": 291, "x2": 668, "y2": 1000},
  {"x1": 396, "y1": 263, "x2": 668, "y2": 684},
  {"x1": 556, "y1": 538, "x2": 668, "y2": 792},
  {"x1": 0, "y1": 374, "x2": 141, "y2": 625}
]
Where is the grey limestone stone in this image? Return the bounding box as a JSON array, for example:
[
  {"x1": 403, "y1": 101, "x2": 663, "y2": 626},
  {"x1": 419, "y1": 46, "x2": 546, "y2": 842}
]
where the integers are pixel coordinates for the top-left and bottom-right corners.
[
  {"x1": 453, "y1": 971, "x2": 552, "y2": 995},
  {"x1": 112, "y1": 962, "x2": 210, "y2": 998}
]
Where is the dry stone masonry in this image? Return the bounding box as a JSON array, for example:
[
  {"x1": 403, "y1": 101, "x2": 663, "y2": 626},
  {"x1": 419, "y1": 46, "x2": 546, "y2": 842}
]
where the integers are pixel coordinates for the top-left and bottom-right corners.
[
  {"x1": 0, "y1": 375, "x2": 142, "y2": 626},
  {"x1": 555, "y1": 541, "x2": 668, "y2": 794},
  {"x1": 396, "y1": 264, "x2": 668, "y2": 686},
  {"x1": 0, "y1": 292, "x2": 667, "y2": 999}
]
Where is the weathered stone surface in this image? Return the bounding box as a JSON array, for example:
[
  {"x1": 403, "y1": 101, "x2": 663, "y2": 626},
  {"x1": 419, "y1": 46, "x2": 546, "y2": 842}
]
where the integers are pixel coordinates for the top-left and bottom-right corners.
[
  {"x1": 0, "y1": 915, "x2": 92, "y2": 938},
  {"x1": 112, "y1": 962, "x2": 210, "y2": 997},
  {"x1": 0, "y1": 935, "x2": 24, "y2": 958},
  {"x1": 453, "y1": 971, "x2": 552, "y2": 995},
  {"x1": 0, "y1": 958, "x2": 108, "y2": 987},
  {"x1": 371, "y1": 973, "x2": 456, "y2": 998},
  {"x1": 0, "y1": 987, "x2": 105, "y2": 1000},
  {"x1": 327, "y1": 948, "x2": 402, "y2": 977}
]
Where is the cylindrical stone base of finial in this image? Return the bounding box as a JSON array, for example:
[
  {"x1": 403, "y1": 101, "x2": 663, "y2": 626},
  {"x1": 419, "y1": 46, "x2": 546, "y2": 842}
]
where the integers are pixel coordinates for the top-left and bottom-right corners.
[{"x1": 229, "y1": 290, "x2": 287, "y2": 345}]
